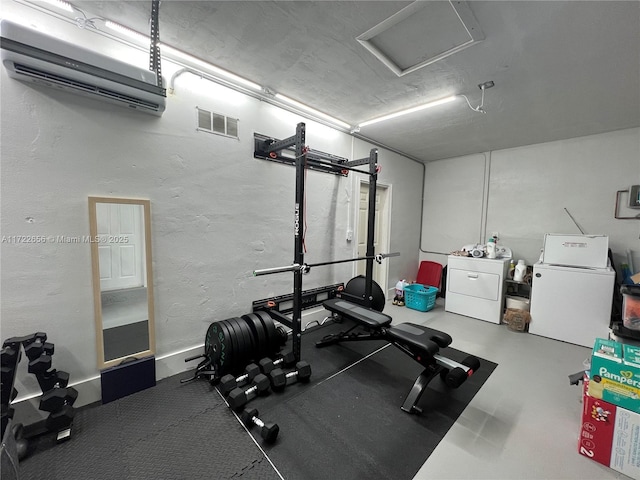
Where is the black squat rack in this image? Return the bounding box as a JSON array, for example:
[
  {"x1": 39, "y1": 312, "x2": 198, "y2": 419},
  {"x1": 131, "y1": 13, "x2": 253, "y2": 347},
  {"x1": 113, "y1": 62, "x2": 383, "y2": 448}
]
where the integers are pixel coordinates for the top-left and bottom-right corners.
[{"x1": 253, "y1": 122, "x2": 394, "y2": 363}]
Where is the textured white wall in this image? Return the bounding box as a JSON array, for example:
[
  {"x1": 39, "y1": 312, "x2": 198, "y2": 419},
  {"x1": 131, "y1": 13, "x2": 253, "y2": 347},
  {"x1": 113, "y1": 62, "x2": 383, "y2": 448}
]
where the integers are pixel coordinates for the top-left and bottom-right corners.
[
  {"x1": 0, "y1": 15, "x2": 423, "y2": 404},
  {"x1": 420, "y1": 128, "x2": 640, "y2": 270}
]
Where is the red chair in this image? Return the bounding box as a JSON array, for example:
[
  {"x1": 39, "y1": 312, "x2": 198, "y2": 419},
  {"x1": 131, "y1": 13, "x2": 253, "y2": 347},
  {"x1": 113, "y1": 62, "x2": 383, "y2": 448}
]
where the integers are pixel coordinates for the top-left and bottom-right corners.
[{"x1": 416, "y1": 261, "x2": 443, "y2": 292}]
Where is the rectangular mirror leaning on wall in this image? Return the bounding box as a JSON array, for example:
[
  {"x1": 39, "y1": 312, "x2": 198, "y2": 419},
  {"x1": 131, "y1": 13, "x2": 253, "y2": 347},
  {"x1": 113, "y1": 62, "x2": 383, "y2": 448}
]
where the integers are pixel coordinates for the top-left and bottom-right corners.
[{"x1": 88, "y1": 197, "x2": 156, "y2": 370}]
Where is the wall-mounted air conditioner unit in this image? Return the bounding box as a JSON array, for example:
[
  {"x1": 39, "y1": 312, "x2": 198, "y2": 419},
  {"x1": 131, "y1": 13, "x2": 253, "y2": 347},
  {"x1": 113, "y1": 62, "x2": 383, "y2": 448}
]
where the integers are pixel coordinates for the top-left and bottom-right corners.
[{"x1": 0, "y1": 19, "x2": 166, "y2": 116}]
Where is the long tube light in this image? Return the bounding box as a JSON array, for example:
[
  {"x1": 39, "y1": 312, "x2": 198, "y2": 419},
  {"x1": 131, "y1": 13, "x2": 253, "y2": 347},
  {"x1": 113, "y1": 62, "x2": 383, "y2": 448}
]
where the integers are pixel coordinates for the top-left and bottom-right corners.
[
  {"x1": 159, "y1": 43, "x2": 262, "y2": 91},
  {"x1": 105, "y1": 20, "x2": 262, "y2": 91},
  {"x1": 105, "y1": 20, "x2": 148, "y2": 42},
  {"x1": 274, "y1": 94, "x2": 351, "y2": 130},
  {"x1": 358, "y1": 95, "x2": 458, "y2": 128},
  {"x1": 40, "y1": 0, "x2": 73, "y2": 12},
  {"x1": 105, "y1": 19, "x2": 348, "y2": 128}
]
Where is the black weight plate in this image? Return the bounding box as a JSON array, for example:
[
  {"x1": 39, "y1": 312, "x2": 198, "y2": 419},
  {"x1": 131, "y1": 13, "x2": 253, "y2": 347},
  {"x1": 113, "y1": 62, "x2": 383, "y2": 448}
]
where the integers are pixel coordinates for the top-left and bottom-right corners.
[
  {"x1": 242, "y1": 313, "x2": 268, "y2": 360},
  {"x1": 223, "y1": 319, "x2": 242, "y2": 375},
  {"x1": 207, "y1": 321, "x2": 224, "y2": 372},
  {"x1": 252, "y1": 311, "x2": 274, "y2": 355},
  {"x1": 228, "y1": 317, "x2": 252, "y2": 372},
  {"x1": 220, "y1": 319, "x2": 241, "y2": 374},
  {"x1": 234, "y1": 316, "x2": 255, "y2": 362},
  {"x1": 218, "y1": 320, "x2": 236, "y2": 376},
  {"x1": 234, "y1": 316, "x2": 253, "y2": 366},
  {"x1": 205, "y1": 321, "x2": 233, "y2": 377},
  {"x1": 254, "y1": 310, "x2": 279, "y2": 357},
  {"x1": 227, "y1": 317, "x2": 249, "y2": 370},
  {"x1": 204, "y1": 323, "x2": 213, "y2": 355},
  {"x1": 204, "y1": 322, "x2": 220, "y2": 361}
]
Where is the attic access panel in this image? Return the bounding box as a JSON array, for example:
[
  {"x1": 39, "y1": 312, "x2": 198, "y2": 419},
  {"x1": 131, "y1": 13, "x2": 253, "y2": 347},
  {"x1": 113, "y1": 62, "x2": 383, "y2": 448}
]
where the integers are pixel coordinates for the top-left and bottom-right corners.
[{"x1": 357, "y1": 0, "x2": 484, "y2": 77}]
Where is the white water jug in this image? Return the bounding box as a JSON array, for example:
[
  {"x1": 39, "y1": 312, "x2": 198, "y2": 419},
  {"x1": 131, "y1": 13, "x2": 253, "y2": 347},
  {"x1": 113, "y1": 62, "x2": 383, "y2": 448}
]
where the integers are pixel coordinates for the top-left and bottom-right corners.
[{"x1": 514, "y1": 260, "x2": 526, "y2": 282}]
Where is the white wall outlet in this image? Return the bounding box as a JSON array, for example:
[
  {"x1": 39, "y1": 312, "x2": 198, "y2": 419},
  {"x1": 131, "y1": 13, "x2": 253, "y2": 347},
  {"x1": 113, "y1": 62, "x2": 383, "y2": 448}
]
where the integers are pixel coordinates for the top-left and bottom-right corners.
[{"x1": 346, "y1": 229, "x2": 353, "y2": 242}]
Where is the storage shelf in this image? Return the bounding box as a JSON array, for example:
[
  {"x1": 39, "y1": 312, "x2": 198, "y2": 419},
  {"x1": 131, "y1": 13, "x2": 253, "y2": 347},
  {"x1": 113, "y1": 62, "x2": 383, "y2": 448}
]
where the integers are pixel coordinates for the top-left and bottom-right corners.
[{"x1": 505, "y1": 278, "x2": 530, "y2": 300}]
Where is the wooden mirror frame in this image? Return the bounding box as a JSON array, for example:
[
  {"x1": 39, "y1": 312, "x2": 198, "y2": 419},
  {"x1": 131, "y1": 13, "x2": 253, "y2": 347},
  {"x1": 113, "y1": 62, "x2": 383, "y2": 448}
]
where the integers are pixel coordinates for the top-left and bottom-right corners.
[{"x1": 88, "y1": 197, "x2": 156, "y2": 369}]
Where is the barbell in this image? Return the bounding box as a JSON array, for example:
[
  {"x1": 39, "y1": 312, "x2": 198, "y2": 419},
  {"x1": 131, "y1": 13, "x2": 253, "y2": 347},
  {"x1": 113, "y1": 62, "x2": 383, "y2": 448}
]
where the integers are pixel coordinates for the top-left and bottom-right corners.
[{"x1": 253, "y1": 252, "x2": 400, "y2": 277}]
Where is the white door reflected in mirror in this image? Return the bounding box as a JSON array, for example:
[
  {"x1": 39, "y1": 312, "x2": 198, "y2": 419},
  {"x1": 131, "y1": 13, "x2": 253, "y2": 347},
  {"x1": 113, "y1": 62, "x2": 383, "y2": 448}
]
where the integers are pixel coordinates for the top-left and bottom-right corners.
[{"x1": 89, "y1": 197, "x2": 156, "y2": 369}]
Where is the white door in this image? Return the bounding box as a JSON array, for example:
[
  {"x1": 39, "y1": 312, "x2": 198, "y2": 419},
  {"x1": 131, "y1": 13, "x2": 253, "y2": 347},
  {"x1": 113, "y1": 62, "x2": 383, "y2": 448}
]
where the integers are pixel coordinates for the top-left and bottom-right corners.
[
  {"x1": 355, "y1": 181, "x2": 390, "y2": 294},
  {"x1": 97, "y1": 203, "x2": 146, "y2": 291}
]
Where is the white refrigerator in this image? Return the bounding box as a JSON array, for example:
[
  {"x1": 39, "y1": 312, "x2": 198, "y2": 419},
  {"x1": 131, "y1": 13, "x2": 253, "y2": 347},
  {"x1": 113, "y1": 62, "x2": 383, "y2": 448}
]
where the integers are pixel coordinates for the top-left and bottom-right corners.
[{"x1": 529, "y1": 262, "x2": 615, "y2": 348}]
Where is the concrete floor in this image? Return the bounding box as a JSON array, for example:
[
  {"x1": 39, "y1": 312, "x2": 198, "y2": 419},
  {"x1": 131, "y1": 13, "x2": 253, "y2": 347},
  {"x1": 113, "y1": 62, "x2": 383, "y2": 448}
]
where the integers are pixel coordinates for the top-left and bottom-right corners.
[{"x1": 383, "y1": 298, "x2": 630, "y2": 480}]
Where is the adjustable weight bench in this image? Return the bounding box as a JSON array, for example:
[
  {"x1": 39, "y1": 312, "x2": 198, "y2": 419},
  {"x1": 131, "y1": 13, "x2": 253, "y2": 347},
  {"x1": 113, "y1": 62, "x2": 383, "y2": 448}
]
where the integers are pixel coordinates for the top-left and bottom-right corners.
[{"x1": 316, "y1": 298, "x2": 480, "y2": 414}]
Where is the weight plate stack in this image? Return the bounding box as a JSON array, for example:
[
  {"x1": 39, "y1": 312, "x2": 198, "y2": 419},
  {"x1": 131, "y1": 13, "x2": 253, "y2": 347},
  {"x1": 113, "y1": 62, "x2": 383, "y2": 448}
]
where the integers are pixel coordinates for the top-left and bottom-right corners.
[
  {"x1": 241, "y1": 313, "x2": 269, "y2": 361},
  {"x1": 224, "y1": 319, "x2": 244, "y2": 374},
  {"x1": 224, "y1": 318, "x2": 243, "y2": 373},
  {"x1": 235, "y1": 317, "x2": 256, "y2": 362},
  {"x1": 253, "y1": 311, "x2": 281, "y2": 357},
  {"x1": 226, "y1": 317, "x2": 252, "y2": 373}
]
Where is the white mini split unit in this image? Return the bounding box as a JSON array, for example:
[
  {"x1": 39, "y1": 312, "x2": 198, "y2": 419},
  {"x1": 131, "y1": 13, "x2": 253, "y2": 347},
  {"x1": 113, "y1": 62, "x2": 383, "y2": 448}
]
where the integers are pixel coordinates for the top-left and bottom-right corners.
[{"x1": 0, "y1": 19, "x2": 166, "y2": 116}]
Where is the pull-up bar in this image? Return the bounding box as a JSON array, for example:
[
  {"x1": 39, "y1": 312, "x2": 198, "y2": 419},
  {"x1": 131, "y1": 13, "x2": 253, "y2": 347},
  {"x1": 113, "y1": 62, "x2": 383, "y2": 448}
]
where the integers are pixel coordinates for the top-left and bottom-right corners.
[{"x1": 254, "y1": 252, "x2": 400, "y2": 277}]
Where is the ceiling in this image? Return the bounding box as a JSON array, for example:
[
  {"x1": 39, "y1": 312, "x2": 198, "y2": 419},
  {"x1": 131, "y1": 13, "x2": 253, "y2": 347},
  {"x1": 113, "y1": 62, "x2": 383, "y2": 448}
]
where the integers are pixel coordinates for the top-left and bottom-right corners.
[{"x1": 71, "y1": 1, "x2": 639, "y2": 163}]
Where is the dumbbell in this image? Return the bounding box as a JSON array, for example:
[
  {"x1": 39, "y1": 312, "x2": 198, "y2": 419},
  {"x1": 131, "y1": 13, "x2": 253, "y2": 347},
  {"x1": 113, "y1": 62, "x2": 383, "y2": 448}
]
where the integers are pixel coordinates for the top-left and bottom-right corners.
[
  {"x1": 218, "y1": 363, "x2": 261, "y2": 396},
  {"x1": 2, "y1": 332, "x2": 47, "y2": 350},
  {"x1": 24, "y1": 339, "x2": 54, "y2": 361},
  {"x1": 227, "y1": 374, "x2": 270, "y2": 410},
  {"x1": 270, "y1": 361, "x2": 312, "y2": 391},
  {"x1": 1, "y1": 346, "x2": 20, "y2": 367},
  {"x1": 12, "y1": 422, "x2": 28, "y2": 460},
  {"x1": 258, "y1": 351, "x2": 295, "y2": 376},
  {"x1": 46, "y1": 405, "x2": 75, "y2": 432},
  {"x1": 39, "y1": 387, "x2": 78, "y2": 412},
  {"x1": 240, "y1": 408, "x2": 279, "y2": 443},
  {"x1": 36, "y1": 369, "x2": 70, "y2": 393},
  {"x1": 27, "y1": 354, "x2": 52, "y2": 375}
]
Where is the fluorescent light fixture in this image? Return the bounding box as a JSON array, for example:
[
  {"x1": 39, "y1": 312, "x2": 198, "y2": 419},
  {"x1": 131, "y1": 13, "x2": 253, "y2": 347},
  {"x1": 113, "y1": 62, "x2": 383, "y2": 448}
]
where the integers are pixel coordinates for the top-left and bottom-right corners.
[
  {"x1": 40, "y1": 0, "x2": 73, "y2": 12},
  {"x1": 358, "y1": 95, "x2": 458, "y2": 127},
  {"x1": 105, "y1": 20, "x2": 149, "y2": 43},
  {"x1": 159, "y1": 43, "x2": 262, "y2": 91},
  {"x1": 274, "y1": 93, "x2": 351, "y2": 130}
]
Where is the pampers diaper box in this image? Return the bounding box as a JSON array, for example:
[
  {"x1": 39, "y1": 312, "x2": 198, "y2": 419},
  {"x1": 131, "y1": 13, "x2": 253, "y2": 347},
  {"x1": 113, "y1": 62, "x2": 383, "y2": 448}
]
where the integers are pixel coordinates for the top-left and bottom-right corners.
[
  {"x1": 588, "y1": 338, "x2": 640, "y2": 413},
  {"x1": 579, "y1": 385, "x2": 640, "y2": 479}
]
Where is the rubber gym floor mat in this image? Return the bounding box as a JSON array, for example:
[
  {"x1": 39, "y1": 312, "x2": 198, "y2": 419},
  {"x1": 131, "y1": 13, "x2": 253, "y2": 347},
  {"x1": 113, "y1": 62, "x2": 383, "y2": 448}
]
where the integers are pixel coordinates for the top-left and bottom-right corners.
[
  {"x1": 18, "y1": 373, "x2": 282, "y2": 480},
  {"x1": 245, "y1": 320, "x2": 497, "y2": 480},
  {"x1": 241, "y1": 319, "x2": 390, "y2": 412}
]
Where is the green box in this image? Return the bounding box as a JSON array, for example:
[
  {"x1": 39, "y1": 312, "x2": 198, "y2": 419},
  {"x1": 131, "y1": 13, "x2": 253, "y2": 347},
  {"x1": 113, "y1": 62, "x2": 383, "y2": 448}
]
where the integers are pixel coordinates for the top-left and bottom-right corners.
[{"x1": 588, "y1": 338, "x2": 640, "y2": 413}]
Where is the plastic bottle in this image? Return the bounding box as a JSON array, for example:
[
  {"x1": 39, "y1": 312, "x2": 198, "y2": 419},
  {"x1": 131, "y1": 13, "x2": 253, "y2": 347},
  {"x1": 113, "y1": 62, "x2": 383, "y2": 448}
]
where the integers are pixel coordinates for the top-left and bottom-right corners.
[
  {"x1": 394, "y1": 279, "x2": 407, "y2": 306},
  {"x1": 509, "y1": 260, "x2": 516, "y2": 279},
  {"x1": 486, "y1": 238, "x2": 496, "y2": 259},
  {"x1": 514, "y1": 260, "x2": 526, "y2": 282}
]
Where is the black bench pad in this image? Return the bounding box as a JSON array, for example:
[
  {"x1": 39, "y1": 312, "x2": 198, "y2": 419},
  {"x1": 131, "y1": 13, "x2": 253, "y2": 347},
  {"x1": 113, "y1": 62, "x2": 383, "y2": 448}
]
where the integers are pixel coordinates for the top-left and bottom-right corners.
[
  {"x1": 323, "y1": 299, "x2": 392, "y2": 328},
  {"x1": 323, "y1": 298, "x2": 453, "y2": 352},
  {"x1": 386, "y1": 323, "x2": 451, "y2": 355}
]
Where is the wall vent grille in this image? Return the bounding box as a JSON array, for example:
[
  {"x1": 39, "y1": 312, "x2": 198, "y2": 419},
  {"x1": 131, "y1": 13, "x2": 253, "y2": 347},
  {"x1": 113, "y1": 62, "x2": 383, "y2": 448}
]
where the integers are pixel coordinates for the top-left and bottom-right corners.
[{"x1": 196, "y1": 107, "x2": 238, "y2": 139}]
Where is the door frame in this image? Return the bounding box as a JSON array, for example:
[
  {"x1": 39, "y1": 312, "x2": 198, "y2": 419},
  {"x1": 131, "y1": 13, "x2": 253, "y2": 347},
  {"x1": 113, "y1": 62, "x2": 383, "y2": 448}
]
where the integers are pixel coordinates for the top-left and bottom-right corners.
[{"x1": 353, "y1": 179, "x2": 392, "y2": 298}]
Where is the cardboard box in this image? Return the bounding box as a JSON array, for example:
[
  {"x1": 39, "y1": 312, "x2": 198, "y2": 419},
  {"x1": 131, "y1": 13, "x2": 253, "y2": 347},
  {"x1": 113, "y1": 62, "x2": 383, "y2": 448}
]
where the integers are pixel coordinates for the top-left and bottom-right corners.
[
  {"x1": 578, "y1": 393, "x2": 640, "y2": 479},
  {"x1": 502, "y1": 308, "x2": 531, "y2": 331},
  {"x1": 588, "y1": 338, "x2": 640, "y2": 413}
]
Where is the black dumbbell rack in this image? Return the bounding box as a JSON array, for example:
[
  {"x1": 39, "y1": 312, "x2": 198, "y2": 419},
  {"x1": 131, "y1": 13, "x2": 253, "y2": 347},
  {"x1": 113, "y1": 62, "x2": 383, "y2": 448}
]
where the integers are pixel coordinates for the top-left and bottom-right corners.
[{"x1": 1, "y1": 332, "x2": 77, "y2": 459}]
